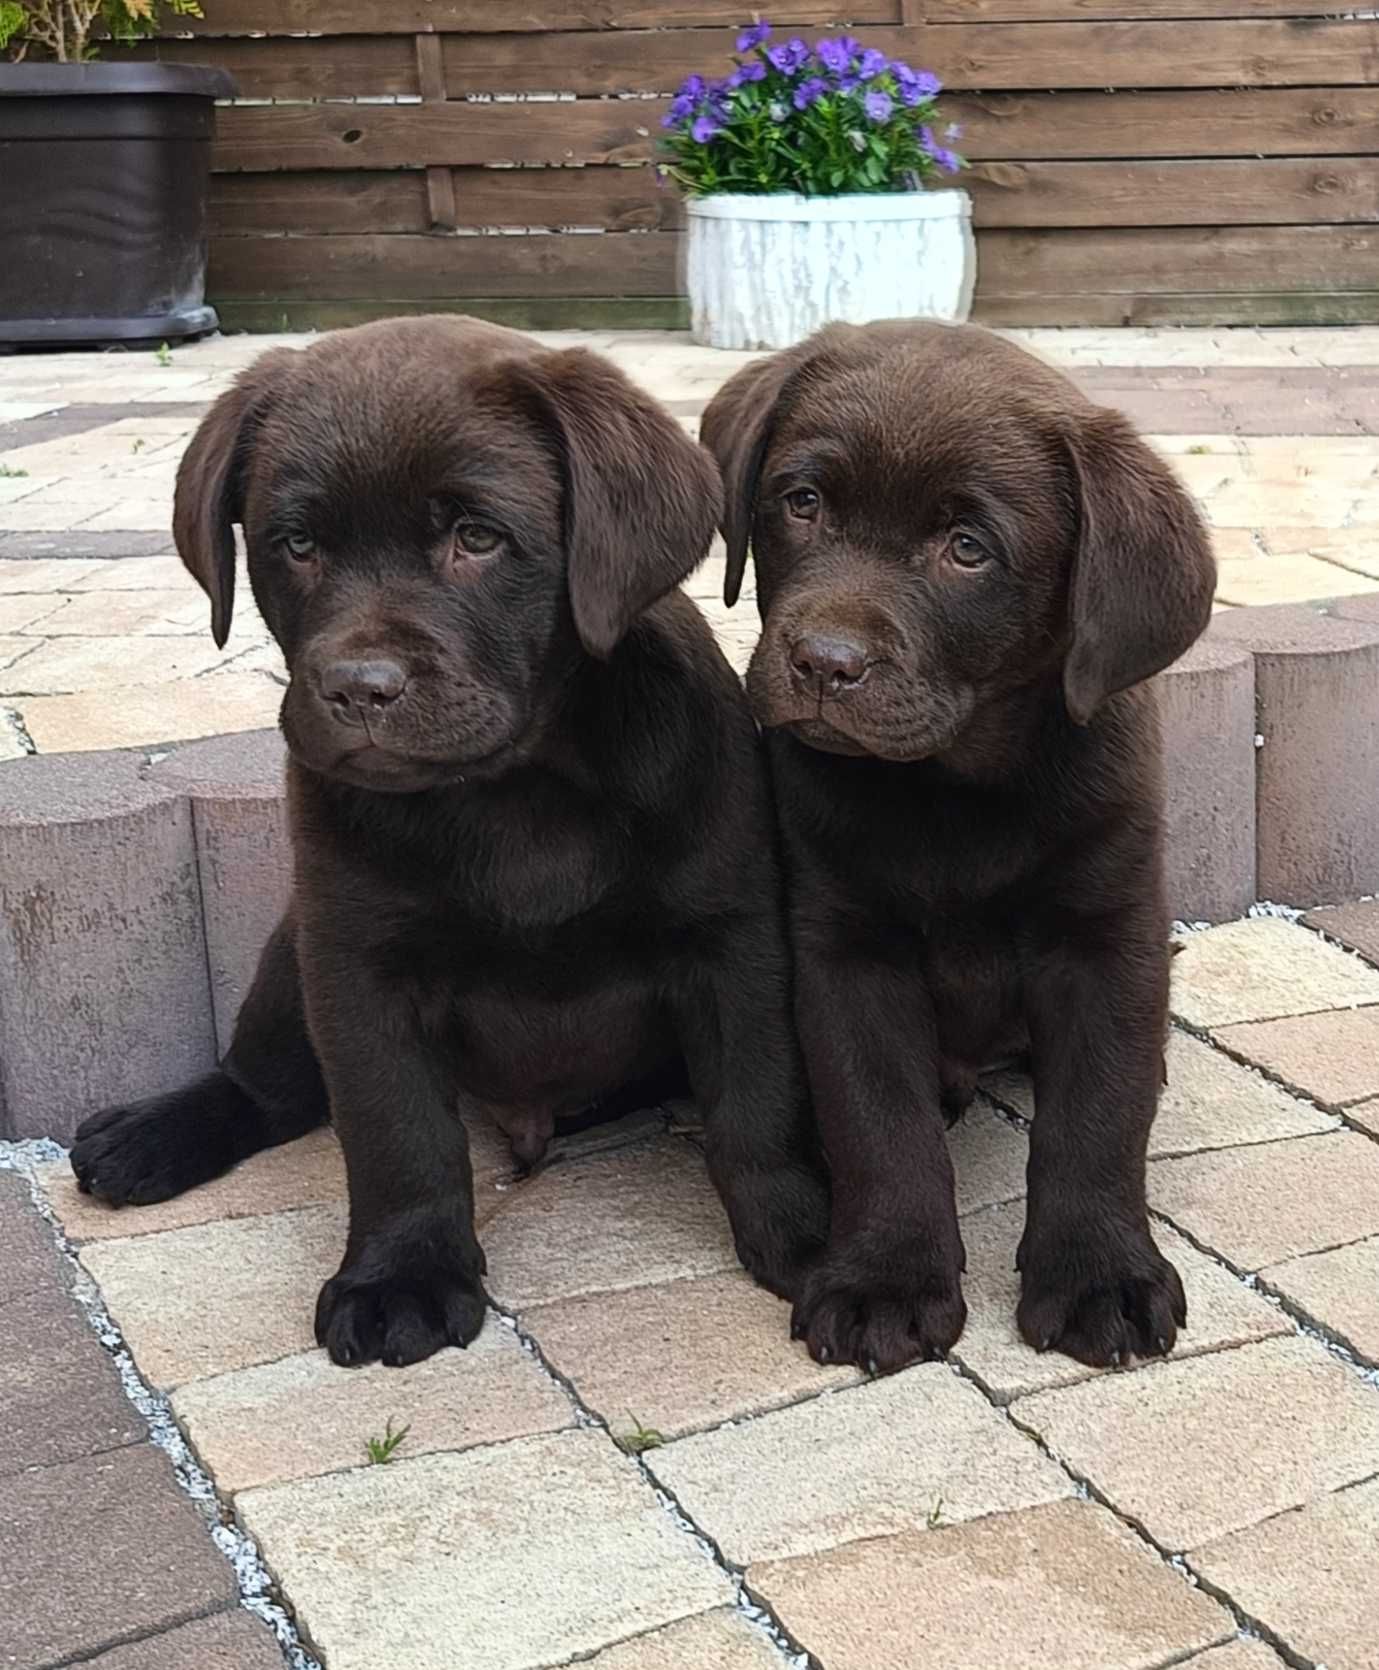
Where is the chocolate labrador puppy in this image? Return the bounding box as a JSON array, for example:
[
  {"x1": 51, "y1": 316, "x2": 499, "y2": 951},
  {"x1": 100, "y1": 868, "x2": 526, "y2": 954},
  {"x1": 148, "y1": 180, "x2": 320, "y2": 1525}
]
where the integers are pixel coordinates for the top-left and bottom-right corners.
[
  {"x1": 70, "y1": 316, "x2": 827, "y2": 1369},
  {"x1": 701, "y1": 319, "x2": 1215, "y2": 1374}
]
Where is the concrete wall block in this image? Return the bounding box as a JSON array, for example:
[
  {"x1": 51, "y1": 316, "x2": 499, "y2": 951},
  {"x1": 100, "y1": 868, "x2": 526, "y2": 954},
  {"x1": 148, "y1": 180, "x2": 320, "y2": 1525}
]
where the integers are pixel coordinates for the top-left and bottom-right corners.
[
  {"x1": 1210, "y1": 606, "x2": 1379, "y2": 908},
  {"x1": 151, "y1": 729, "x2": 291, "y2": 1056},
  {"x1": 0, "y1": 752, "x2": 216, "y2": 1142},
  {"x1": 1153, "y1": 639, "x2": 1257, "y2": 924}
]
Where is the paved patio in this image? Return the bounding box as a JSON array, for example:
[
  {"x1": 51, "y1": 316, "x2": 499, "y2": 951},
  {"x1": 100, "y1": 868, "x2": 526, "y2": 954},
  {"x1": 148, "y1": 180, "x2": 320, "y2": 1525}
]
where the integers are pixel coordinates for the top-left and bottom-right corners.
[
  {"x1": 5, "y1": 908, "x2": 1379, "y2": 1668},
  {"x1": 3, "y1": 325, "x2": 1379, "y2": 757}
]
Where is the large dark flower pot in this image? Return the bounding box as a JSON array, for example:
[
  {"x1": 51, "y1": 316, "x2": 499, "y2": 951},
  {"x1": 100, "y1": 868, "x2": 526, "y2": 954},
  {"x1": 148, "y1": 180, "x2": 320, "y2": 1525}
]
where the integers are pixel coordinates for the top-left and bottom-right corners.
[{"x1": 0, "y1": 62, "x2": 236, "y2": 348}]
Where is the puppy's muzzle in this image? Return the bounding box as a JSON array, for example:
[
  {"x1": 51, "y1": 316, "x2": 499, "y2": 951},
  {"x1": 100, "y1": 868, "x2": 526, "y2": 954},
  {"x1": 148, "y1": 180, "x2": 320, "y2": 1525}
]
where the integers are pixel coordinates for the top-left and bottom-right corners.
[
  {"x1": 789, "y1": 632, "x2": 873, "y2": 698},
  {"x1": 318, "y1": 657, "x2": 409, "y2": 728}
]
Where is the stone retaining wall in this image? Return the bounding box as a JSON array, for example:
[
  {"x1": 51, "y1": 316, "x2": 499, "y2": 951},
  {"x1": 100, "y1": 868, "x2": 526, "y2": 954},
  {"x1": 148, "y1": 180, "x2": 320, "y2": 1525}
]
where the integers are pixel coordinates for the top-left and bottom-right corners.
[{"x1": 4, "y1": 600, "x2": 1378, "y2": 1142}]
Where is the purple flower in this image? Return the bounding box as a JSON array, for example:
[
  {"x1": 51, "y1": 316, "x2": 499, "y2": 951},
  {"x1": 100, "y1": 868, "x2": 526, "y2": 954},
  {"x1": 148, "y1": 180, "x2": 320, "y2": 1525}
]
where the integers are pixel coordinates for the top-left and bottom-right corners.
[
  {"x1": 894, "y1": 63, "x2": 942, "y2": 106},
  {"x1": 792, "y1": 75, "x2": 829, "y2": 110},
  {"x1": 814, "y1": 35, "x2": 857, "y2": 75},
  {"x1": 863, "y1": 88, "x2": 893, "y2": 122},
  {"x1": 662, "y1": 90, "x2": 696, "y2": 125},
  {"x1": 736, "y1": 20, "x2": 771, "y2": 52},
  {"x1": 858, "y1": 47, "x2": 889, "y2": 80},
  {"x1": 766, "y1": 36, "x2": 810, "y2": 74},
  {"x1": 693, "y1": 112, "x2": 725, "y2": 143},
  {"x1": 835, "y1": 73, "x2": 860, "y2": 92},
  {"x1": 674, "y1": 73, "x2": 706, "y2": 102},
  {"x1": 728, "y1": 59, "x2": 767, "y2": 86},
  {"x1": 919, "y1": 123, "x2": 961, "y2": 172}
]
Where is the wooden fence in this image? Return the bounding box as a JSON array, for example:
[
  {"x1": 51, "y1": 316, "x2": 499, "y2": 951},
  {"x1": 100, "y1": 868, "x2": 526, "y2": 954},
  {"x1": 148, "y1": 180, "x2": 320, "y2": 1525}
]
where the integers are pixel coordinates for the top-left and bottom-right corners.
[{"x1": 139, "y1": 2, "x2": 1379, "y2": 329}]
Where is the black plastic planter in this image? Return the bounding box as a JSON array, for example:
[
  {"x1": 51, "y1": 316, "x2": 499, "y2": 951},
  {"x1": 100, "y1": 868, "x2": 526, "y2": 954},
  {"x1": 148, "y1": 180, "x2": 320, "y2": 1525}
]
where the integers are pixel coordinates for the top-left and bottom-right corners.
[{"x1": 0, "y1": 61, "x2": 236, "y2": 348}]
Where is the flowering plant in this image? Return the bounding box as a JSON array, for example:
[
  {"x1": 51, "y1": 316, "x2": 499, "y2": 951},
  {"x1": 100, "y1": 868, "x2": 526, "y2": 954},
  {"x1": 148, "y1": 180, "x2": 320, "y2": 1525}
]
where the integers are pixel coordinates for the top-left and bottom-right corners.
[{"x1": 660, "y1": 19, "x2": 963, "y2": 198}]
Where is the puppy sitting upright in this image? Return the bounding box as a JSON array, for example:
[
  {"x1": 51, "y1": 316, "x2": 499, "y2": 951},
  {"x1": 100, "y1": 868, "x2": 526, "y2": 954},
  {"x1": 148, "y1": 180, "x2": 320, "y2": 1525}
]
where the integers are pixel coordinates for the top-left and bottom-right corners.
[
  {"x1": 702, "y1": 320, "x2": 1215, "y2": 1375},
  {"x1": 71, "y1": 316, "x2": 826, "y2": 1369}
]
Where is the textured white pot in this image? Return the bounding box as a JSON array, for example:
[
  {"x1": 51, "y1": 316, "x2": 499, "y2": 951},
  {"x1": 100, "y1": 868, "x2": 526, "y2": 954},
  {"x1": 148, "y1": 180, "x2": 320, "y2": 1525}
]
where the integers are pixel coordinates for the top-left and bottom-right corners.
[{"x1": 686, "y1": 189, "x2": 975, "y2": 351}]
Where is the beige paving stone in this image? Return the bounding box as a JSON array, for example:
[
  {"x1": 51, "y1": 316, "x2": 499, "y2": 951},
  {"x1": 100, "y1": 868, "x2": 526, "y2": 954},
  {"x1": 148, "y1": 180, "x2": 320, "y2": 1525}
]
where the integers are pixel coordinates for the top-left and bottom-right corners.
[
  {"x1": 0, "y1": 496, "x2": 105, "y2": 532},
  {"x1": 0, "y1": 635, "x2": 39, "y2": 672},
  {"x1": 1012, "y1": 1334, "x2": 1379, "y2": 1552},
  {"x1": 526, "y1": 1269, "x2": 859, "y2": 1444},
  {"x1": 578, "y1": 1609, "x2": 782, "y2": 1669},
  {"x1": 4, "y1": 633, "x2": 233, "y2": 693},
  {"x1": 1150, "y1": 1130, "x2": 1379, "y2": 1269},
  {"x1": 236, "y1": 1429, "x2": 732, "y2": 1670},
  {"x1": 0, "y1": 558, "x2": 111, "y2": 592},
  {"x1": 20, "y1": 671, "x2": 284, "y2": 751},
  {"x1": 985, "y1": 1030, "x2": 1336, "y2": 1158},
  {"x1": 1215, "y1": 552, "x2": 1379, "y2": 607},
  {"x1": 749, "y1": 1498, "x2": 1232, "y2": 1670},
  {"x1": 1348, "y1": 1096, "x2": 1379, "y2": 1137},
  {"x1": 172, "y1": 1323, "x2": 573, "y2": 1493},
  {"x1": 1191, "y1": 1477, "x2": 1379, "y2": 1670},
  {"x1": 67, "y1": 555, "x2": 189, "y2": 590},
  {"x1": 1170, "y1": 918, "x2": 1379, "y2": 1028},
  {"x1": 35, "y1": 587, "x2": 207, "y2": 637},
  {"x1": 1180, "y1": 1642, "x2": 1287, "y2": 1670},
  {"x1": 1213, "y1": 1008, "x2": 1379, "y2": 1107},
  {"x1": 80, "y1": 499, "x2": 182, "y2": 532},
  {"x1": 954, "y1": 1203, "x2": 1288, "y2": 1403},
  {"x1": 0, "y1": 591, "x2": 67, "y2": 633},
  {"x1": 1259, "y1": 1236, "x2": 1379, "y2": 1364},
  {"x1": 80, "y1": 1204, "x2": 348, "y2": 1387},
  {"x1": 950, "y1": 1100, "x2": 1030, "y2": 1213},
  {"x1": 483, "y1": 1137, "x2": 738, "y2": 1312},
  {"x1": 646, "y1": 1363, "x2": 1070, "y2": 1565},
  {"x1": 38, "y1": 1128, "x2": 348, "y2": 1243}
]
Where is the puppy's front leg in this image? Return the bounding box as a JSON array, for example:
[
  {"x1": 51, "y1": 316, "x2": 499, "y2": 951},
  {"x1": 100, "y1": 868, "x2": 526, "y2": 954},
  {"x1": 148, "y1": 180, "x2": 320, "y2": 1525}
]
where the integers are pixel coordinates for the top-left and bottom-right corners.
[
  {"x1": 790, "y1": 917, "x2": 967, "y2": 1373},
  {"x1": 1017, "y1": 921, "x2": 1185, "y2": 1367},
  {"x1": 669, "y1": 922, "x2": 829, "y2": 1304},
  {"x1": 303, "y1": 938, "x2": 486, "y2": 1369}
]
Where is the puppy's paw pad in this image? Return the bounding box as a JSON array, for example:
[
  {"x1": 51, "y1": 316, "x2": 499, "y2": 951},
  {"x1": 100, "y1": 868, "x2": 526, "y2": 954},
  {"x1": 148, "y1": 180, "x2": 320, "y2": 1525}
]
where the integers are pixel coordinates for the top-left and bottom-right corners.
[
  {"x1": 315, "y1": 1266, "x2": 487, "y2": 1369},
  {"x1": 1018, "y1": 1239, "x2": 1186, "y2": 1368},
  {"x1": 793, "y1": 1259, "x2": 966, "y2": 1374},
  {"x1": 70, "y1": 1104, "x2": 199, "y2": 1207}
]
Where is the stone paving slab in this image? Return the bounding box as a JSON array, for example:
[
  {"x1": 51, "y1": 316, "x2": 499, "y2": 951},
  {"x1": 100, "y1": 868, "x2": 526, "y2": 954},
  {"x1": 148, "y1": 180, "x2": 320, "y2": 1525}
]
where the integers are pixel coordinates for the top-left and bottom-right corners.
[
  {"x1": 952, "y1": 1204, "x2": 1289, "y2": 1404},
  {"x1": 1170, "y1": 918, "x2": 1379, "y2": 1028},
  {"x1": 0, "y1": 1168, "x2": 64, "y2": 1301},
  {"x1": 646, "y1": 1365, "x2": 1071, "y2": 1566},
  {"x1": 1306, "y1": 899, "x2": 1379, "y2": 963},
  {"x1": 0, "y1": 1444, "x2": 238, "y2": 1670},
  {"x1": 985, "y1": 1027, "x2": 1338, "y2": 1158},
  {"x1": 1191, "y1": 1478, "x2": 1379, "y2": 1670},
  {"x1": 1258, "y1": 1236, "x2": 1379, "y2": 1365},
  {"x1": 1183, "y1": 1643, "x2": 1288, "y2": 1670},
  {"x1": 748, "y1": 1498, "x2": 1233, "y2": 1670},
  {"x1": 236, "y1": 1429, "x2": 733, "y2": 1670},
  {"x1": 578, "y1": 1608, "x2": 783, "y2": 1669},
  {"x1": 172, "y1": 1325, "x2": 575, "y2": 1494},
  {"x1": 1349, "y1": 1096, "x2": 1379, "y2": 1138},
  {"x1": 1012, "y1": 1334, "x2": 1379, "y2": 1553},
  {"x1": 79, "y1": 1609, "x2": 289, "y2": 1670},
  {"x1": 1149, "y1": 1129, "x2": 1379, "y2": 1269},
  {"x1": 1213, "y1": 1006, "x2": 1379, "y2": 1108},
  {"x1": 526, "y1": 1269, "x2": 860, "y2": 1446}
]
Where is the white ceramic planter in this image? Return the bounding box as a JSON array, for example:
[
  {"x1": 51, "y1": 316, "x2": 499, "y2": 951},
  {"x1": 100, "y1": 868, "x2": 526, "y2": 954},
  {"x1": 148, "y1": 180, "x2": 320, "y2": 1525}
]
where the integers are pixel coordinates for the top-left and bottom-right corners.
[{"x1": 685, "y1": 189, "x2": 975, "y2": 351}]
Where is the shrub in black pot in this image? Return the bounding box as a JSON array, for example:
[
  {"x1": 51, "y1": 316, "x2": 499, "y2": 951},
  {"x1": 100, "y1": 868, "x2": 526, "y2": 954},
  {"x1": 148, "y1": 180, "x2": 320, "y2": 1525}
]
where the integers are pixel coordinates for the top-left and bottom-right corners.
[{"x1": 0, "y1": 2, "x2": 234, "y2": 347}]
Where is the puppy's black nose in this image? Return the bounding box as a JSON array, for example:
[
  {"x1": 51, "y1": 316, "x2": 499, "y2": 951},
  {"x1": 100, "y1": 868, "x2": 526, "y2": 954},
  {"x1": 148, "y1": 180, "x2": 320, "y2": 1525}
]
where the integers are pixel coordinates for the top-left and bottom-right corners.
[
  {"x1": 790, "y1": 633, "x2": 870, "y2": 692},
  {"x1": 320, "y1": 659, "x2": 407, "y2": 712}
]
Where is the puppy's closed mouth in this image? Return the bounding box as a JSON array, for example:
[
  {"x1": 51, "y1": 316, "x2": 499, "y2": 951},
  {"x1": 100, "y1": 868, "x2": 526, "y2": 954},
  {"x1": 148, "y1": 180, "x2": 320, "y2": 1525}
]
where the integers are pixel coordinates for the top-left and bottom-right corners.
[{"x1": 781, "y1": 716, "x2": 873, "y2": 757}]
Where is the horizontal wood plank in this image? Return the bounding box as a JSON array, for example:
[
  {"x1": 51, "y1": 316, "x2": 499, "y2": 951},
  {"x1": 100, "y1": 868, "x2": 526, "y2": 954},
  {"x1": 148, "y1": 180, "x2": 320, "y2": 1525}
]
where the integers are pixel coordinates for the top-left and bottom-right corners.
[
  {"x1": 441, "y1": 18, "x2": 1379, "y2": 93},
  {"x1": 174, "y1": 2, "x2": 898, "y2": 35},
  {"x1": 967, "y1": 157, "x2": 1379, "y2": 228},
  {"x1": 979, "y1": 225, "x2": 1379, "y2": 295},
  {"x1": 133, "y1": 36, "x2": 416, "y2": 98},
  {"x1": 211, "y1": 172, "x2": 432, "y2": 234},
  {"x1": 972, "y1": 291, "x2": 1379, "y2": 327},
  {"x1": 212, "y1": 88, "x2": 1379, "y2": 173},
  {"x1": 208, "y1": 230, "x2": 682, "y2": 298},
  {"x1": 927, "y1": 0, "x2": 1357, "y2": 17}
]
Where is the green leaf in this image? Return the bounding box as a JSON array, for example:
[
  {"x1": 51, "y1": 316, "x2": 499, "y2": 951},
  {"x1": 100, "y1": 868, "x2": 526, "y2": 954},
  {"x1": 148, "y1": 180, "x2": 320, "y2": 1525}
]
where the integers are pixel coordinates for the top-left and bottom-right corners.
[{"x1": 0, "y1": 2, "x2": 27, "y2": 50}]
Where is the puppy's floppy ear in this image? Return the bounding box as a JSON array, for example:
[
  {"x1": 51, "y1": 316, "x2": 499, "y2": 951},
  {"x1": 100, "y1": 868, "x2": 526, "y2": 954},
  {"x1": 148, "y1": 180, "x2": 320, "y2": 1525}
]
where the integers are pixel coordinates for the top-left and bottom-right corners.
[
  {"x1": 514, "y1": 348, "x2": 722, "y2": 658},
  {"x1": 1061, "y1": 407, "x2": 1216, "y2": 725},
  {"x1": 172, "y1": 349, "x2": 295, "y2": 648}
]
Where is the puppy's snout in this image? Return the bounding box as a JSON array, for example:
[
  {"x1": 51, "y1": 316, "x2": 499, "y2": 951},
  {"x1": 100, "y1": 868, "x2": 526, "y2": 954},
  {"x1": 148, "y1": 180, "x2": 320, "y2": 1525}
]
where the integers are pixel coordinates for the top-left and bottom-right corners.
[
  {"x1": 790, "y1": 632, "x2": 871, "y2": 694},
  {"x1": 320, "y1": 658, "x2": 408, "y2": 716}
]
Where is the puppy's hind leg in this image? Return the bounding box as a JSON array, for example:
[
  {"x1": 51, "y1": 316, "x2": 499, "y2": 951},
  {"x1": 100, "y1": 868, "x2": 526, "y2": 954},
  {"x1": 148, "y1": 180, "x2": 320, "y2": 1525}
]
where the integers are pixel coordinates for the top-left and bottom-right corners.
[{"x1": 71, "y1": 915, "x2": 328, "y2": 1207}]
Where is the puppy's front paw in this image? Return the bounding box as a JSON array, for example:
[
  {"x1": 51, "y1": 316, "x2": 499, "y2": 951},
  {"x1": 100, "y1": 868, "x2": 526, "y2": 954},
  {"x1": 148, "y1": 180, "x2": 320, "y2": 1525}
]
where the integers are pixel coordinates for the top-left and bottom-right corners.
[
  {"x1": 316, "y1": 1255, "x2": 488, "y2": 1369},
  {"x1": 1017, "y1": 1219, "x2": 1186, "y2": 1367},
  {"x1": 71, "y1": 1077, "x2": 242, "y2": 1207},
  {"x1": 724, "y1": 1160, "x2": 830, "y2": 1304},
  {"x1": 791, "y1": 1238, "x2": 966, "y2": 1374}
]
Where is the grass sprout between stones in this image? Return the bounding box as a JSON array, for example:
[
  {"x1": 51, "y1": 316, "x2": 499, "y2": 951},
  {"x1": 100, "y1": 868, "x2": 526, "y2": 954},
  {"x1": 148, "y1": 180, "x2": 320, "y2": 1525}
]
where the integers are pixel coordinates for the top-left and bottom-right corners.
[
  {"x1": 364, "y1": 1417, "x2": 411, "y2": 1465},
  {"x1": 618, "y1": 1415, "x2": 666, "y2": 1456}
]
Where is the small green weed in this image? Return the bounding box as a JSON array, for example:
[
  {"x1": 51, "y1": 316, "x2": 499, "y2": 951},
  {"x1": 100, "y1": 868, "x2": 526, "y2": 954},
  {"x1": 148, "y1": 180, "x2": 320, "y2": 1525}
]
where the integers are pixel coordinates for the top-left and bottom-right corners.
[
  {"x1": 1186, "y1": 444, "x2": 1211, "y2": 455},
  {"x1": 0, "y1": 463, "x2": 28, "y2": 478},
  {"x1": 155, "y1": 341, "x2": 174, "y2": 368},
  {"x1": 927, "y1": 1493, "x2": 945, "y2": 1529},
  {"x1": 617, "y1": 1415, "x2": 665, "y2": 1456},
  {"x1": 364, "y1": 1417, "x2": 411, "y2": 1465},
  {"x1": 131, "y1": 437, "x2": 146, "y2": 454}
]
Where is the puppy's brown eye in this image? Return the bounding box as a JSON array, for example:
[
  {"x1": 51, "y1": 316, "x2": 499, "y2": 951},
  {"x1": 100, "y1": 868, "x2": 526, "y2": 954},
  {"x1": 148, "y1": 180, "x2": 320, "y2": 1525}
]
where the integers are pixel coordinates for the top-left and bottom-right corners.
[
  {"x1": 950, "y1": 532, "x2": 990, "y2": 569},
  {"x1": 784, "y1": 488, "x2": 821, "y2": 521},
  {"x1": 452, "y1": 521, "x2": 503, "y2": 560},
  {"x1": 284, "y1": 534, "x2": 317, "y2": 563}
]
